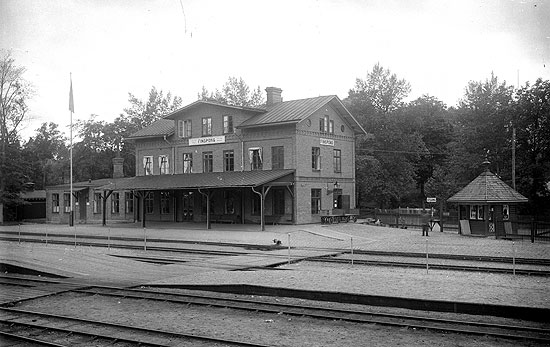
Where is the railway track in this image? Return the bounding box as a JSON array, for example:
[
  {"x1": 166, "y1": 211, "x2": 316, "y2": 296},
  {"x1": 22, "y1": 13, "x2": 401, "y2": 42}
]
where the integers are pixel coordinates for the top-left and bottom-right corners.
[
  {"x1": 72, "y1": 285, "x2": 550, "y2": 344},
  {"x1": 2, "y1": 232, "x2": 549, "y2": 276},
  {"x1": 307, "y1": 255, "x2": 550, "y2": 276},
  {"x1": 0, "y1": 306, "x2": 276, "y2": 346}
]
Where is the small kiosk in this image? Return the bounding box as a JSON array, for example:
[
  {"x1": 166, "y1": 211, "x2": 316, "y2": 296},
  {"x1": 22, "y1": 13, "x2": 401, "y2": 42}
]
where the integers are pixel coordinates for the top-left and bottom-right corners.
[{"x1": 447, "y1": 162, "x2": 528, "y2": 237}]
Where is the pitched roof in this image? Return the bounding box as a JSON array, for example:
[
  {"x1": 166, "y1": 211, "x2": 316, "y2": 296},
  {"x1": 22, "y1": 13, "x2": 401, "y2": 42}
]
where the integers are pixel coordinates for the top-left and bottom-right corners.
[
  {"x1": 96, "y1": 169, "x2": 295, "y2": 191},
  {"x1": 45, "y1": 178, "x2": 129, "y2": 191},
  {"x1": 125, "y1": 119, "x2": 174, "y2": 140},
  {"x1": 447, "y1": 170, "x2": 528, "y2": 204},
  {"x1": 238, "y1": 95, "x2": 367, "y2": 135},
  {"x1": 164, "y1": 100, "x2": 265, "y2": 119},
  {"x1": 126, "y1": 95, "x2": 367, "y2": 140}
]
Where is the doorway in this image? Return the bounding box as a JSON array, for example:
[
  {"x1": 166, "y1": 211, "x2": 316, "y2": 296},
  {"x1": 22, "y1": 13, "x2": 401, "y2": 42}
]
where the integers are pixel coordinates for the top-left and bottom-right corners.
[{"x1": 182, "y1": 192, "x2": 194, "y2": 221}]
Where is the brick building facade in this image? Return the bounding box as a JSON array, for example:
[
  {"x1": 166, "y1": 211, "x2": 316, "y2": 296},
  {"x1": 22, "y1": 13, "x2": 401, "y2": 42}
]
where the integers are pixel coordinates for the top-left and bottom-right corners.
[{"x1": 46, "y1": 88, "x2": 365, "y2": 227}]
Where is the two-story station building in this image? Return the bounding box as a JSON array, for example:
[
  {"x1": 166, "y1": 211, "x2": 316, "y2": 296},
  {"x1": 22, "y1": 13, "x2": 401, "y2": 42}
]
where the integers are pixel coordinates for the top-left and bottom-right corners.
[{"x1": 46, "y1": 88, "x2": 366, "y2": 228}]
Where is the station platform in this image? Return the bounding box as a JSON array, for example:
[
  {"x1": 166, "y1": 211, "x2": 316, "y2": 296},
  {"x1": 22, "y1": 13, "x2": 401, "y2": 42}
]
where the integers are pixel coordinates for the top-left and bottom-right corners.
[{"x1": 0, "y1": 221, "x2": 549, "y2": 309}]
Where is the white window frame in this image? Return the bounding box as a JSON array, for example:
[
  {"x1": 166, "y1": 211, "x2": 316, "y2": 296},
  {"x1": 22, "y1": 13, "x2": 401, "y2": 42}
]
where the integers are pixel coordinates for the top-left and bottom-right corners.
[
  {"x1": 249, "y1": 147, "x2": 263, "y2": 170},
  {"x1": 143, "y1": 156, "x2": 153, "y2": 175},
  {"x1": 159, "y1": 155, "x2": 169, "y2": 175},
  {"x1": 183, "y1": 153, "x2": 193, "y2": 174}
]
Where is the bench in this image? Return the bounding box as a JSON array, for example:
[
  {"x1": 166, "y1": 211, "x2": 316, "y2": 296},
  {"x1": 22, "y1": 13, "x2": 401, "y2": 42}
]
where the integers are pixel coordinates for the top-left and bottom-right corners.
[{"x1": 320, "y1": 209, "x2": 358, "y2": 224}]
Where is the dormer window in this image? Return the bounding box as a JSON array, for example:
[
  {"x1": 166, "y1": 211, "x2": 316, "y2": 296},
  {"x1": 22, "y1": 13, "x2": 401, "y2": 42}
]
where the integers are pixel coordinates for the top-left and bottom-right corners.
[{"x1": 223, "y1": 115, "x2": 233, "y2": 134}]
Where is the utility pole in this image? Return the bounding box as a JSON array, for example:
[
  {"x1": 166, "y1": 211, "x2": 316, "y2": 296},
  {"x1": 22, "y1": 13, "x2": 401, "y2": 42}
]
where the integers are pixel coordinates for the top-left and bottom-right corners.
[{"x1": 512, "y1": 127, "x2": 516, "y2": 190}]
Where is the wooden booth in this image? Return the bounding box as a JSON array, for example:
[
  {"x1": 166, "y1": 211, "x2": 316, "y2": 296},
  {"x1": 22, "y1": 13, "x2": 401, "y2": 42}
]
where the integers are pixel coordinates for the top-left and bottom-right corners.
[{"x1": 447, "y1": 165, "x2": 528, "y2": 237}]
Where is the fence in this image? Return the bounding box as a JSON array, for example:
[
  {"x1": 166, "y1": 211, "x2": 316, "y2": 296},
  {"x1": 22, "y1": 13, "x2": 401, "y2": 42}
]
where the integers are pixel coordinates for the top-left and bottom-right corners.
[
  {"x1": 359, "y1": 208, "x2": 459, "y2": 232},
  {"x1": 499, "y1": 220, "x2": 550, "y2": 243}
]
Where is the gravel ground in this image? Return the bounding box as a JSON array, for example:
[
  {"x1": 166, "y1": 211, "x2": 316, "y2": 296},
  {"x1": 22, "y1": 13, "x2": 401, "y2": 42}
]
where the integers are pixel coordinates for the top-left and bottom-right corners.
[{"x1": 14, "y1": 291, "x2": 547, "y2": 347}]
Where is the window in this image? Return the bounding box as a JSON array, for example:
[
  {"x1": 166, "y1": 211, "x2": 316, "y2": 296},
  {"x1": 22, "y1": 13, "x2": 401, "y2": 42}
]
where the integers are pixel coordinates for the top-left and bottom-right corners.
[
  {"x1": 273, "y1": 188, "x2": 285, "y2": 215},
  {"x1": 320, "y1": 115, "x2": 329, "y2": 132},
  {"x1": 125, "y1": 192, "x2": 134, "y2": 213},
  {"x1": 160, "y1": 191, "x2": 170, "y2": 214},
  {"x1": 143, "y1": 156, "x2": 153, "y2": 175},
  {"x1": 251, "y1": 194, "x2": 260, "y2": 216},
  {"x1": 272, "y1": 146, "x2": 284, "y2": 169},
  {"x1": 183, "y1": 153, "x2": 193, "y2": 174},
  {"x1": 477, "y1": 205, "x2": 484, "y2": 220},
  {"x1": 312, "y1": 147, "x2": 321, "y2": 171},
  {"x1": 111, "y1": 192, "x2": 120, "y2": 214},
  {"x1": 63, "y1": 193, "x2": 71, "y2": 213},
  {"x1": 223, "y1": 115, "x2": 233, "y2": 134},
  {"x1": 203, "y1": 151, "x2": 213, "y2": 173},
  {"x1": 469, "y1": 205, "x2": 485, "y2": 220},
  {"x1": 202, "y1": 117, "x2": 212, "y2": 136},
  {"x1": 329, "y1": 120, "x2": 334, "y2": 134},
  {"x1": 145, "y1": 193, "x2": 154, "y2": 214},
  {"x1": 502, "y1": 204, "x2": 509, "y2": 220},
  {"x1": 178, "y1": 119, "x2": 192, "y2": 138},
  {"x1": 311, "y1": 189, "x2": 321, "y2": 214},
  {"x1": 159, "y1": 155, "x2": 169, "y2": 175},
  {"x1": 249, "y1": 148, "x2": 263, "y2": 170},
  {"x1": 224, "y1": 191, "x2": 235, "y2": 214},
  {"x1": 93, "y1": 193, "x2": 102, "y2": 214},
  {"x1": 333, "y1": 149, "x2": 341, "y2": 173},
  {"x1": 52, "y1": 193, "x2": 60, "y2": 213},
  {"x1": 224, "y1": 150, "x2": 234, "y2": 172}
]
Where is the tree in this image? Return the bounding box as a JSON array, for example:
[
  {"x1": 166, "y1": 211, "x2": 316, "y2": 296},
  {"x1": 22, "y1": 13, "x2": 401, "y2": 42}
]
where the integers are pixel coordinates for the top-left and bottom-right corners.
[
  {"x1": 123, "y1": 86, "x2": 182, "y2": 130},
  {"x1": 455, "y1": 73, "x2": 514, "y2": 181},
  {"x1": 347, "y1": 63, "x2": 411, "y2": 116},
  {"x1": 0, "y1": 51, "x2": 33, "y2": 223},
  {"x1": 23, "y1": 122, "x2": 67, "y2": 189},
  {"x1": 400, "y1": 95, "x2": 454, "y2": 205},
  {"x1": 199, "y1": 77, "x2": 264, "y2": 107},
  {"x1": 116, "y1": 86, "x2": 183, "y2": 177},
  {"x1": 345, "y1": 64, "x2": 418, "y2": 208},
  {"x1": 512, "y1": 78, "x2": 550, "y2": 216}
]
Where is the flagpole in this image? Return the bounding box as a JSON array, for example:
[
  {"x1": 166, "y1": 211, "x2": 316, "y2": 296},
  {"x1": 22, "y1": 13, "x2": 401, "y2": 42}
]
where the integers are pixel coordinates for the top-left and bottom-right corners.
[{"x1": 69, "y1": 73, "x2": 74, "y2": 227}]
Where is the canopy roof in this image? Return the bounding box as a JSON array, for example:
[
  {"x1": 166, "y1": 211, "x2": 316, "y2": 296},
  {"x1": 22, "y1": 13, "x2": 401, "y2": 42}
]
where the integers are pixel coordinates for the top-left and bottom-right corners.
[
  {"x1": 96, "y1": 169, "x2": 295, "y2": 191},
  {"x1": 447, "y1": 170, "x2": 528, "y2": 204}
]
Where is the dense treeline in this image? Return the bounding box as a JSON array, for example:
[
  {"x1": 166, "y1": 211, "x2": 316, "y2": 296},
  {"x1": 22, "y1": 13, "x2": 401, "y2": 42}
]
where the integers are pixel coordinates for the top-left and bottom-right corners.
[{"x1": 1, "y1": 52, "x2": 548, "y2": 221}]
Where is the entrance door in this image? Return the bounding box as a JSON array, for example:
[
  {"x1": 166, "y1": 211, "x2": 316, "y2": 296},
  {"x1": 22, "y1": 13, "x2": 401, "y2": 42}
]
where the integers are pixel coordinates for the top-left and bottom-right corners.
[{"x1": 182, "y1": 193, "x2": 194, "y2": 221}]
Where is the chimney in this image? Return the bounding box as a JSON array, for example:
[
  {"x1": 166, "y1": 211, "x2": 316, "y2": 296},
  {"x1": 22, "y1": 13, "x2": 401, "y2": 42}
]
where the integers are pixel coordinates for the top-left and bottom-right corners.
[
  {"x1": 112, "y1": 157, "x2": 124, "y2": 178},
  {"x1": 265, "y1": 87, "x2": 283, "y2": 106}
]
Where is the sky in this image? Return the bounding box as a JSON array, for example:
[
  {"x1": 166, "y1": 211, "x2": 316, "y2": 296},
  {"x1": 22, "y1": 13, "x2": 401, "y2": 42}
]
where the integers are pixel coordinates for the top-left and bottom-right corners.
[{"x1": 1, "y1": 0, "x2": 549, "y2": 139}]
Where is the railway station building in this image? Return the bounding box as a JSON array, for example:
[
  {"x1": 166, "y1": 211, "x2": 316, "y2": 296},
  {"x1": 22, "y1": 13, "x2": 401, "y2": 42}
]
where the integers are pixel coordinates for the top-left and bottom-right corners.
[{"x1": 45, "y1": 88, "x2": 366, "y2": 228}]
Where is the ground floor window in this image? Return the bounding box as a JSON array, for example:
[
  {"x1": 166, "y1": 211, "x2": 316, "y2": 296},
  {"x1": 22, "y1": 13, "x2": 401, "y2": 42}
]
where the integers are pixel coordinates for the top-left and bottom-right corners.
[
  {"x1": 224, "y1": 191, "x2": 235, "y2": 214},
  {"x1": 93, "y1": 193, "x2": 102, "y2": 214},
  {"x1": 273, "y1": 188, "x2": 285, "y2": 215},
  {"x1": 160, "y1": 191, "x2": 170, "y2": 214},
  {"x1": 63, "y1": 193, "x2": 71, "y2": 213},
  {"x1": 145, "y1": 193, "x2": 154, "y2": 214},
  {"x1": 469, "y1": 205, "x2": 484, "y2": 220},
  {"x1": 125, "y1": 192, "x2": 134, "y2": 213},
  {"x1": 52, "y1": 193, "x2": 60, "y2": 213},
  {"x1": 251, "y1": 193, "x2": 260, "y2": 215},
  {"x1": 311, "y1": 189, "x2": 321, "y2": 214},
  {"x1": 111, "y1": 192, "x2": 120, "y2": 214}
]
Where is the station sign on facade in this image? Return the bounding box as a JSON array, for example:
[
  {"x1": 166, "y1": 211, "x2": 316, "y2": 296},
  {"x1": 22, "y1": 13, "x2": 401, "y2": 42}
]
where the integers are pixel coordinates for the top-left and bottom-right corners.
[
  {"x1": 320, "y1": 138, "x2": 334, "y2": 146},
  {"x1": 189, "y1": 135, "x2": 226, "y2": 146}
]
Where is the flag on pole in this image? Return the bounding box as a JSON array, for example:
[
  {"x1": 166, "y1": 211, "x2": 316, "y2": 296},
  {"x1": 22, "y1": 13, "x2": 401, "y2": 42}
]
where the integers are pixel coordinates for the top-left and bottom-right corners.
[{"x1": 69, "y1": 76, "x2": 74, "y2": 112}]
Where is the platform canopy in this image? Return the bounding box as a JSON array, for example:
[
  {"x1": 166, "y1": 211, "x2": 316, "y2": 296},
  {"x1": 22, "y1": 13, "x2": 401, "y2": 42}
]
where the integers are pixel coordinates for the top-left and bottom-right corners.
[
  {"x1": 447, "y1": 170, "x2": 528, "y2": 204},
  {"x1": 96, "y1": 169, "x2": 295, "y2": 191}
]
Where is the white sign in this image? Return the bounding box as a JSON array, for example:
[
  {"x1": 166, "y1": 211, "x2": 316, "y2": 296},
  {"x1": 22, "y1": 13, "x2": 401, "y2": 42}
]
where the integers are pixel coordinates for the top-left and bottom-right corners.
[
  {"x1": 426, "y1": 197, "x2": 437, "y2": 203},
  {"x1": 320, "y1": 138, "x2": 334, "y2": 146},
  {"x1": 189, "y1": 135, "x2": 226, "y2": 146}
]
